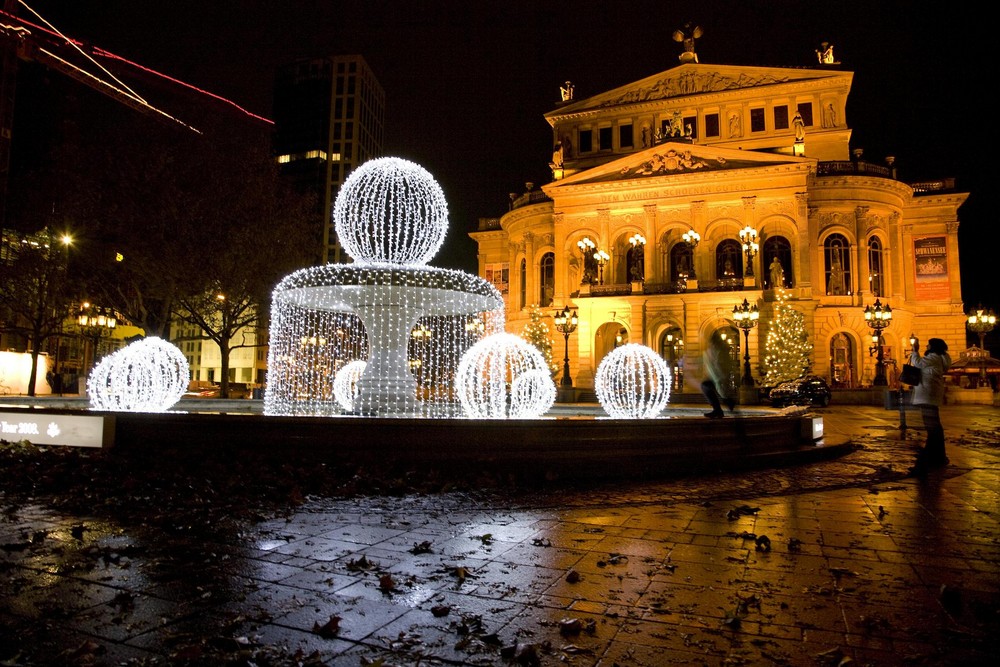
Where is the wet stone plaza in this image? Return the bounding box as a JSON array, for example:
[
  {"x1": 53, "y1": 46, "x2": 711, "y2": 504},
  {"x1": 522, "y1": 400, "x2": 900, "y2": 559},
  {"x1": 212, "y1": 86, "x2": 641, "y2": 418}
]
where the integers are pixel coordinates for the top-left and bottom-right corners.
[{"x1": 1, "y1": 404, "x2": 998, "y2": 666}]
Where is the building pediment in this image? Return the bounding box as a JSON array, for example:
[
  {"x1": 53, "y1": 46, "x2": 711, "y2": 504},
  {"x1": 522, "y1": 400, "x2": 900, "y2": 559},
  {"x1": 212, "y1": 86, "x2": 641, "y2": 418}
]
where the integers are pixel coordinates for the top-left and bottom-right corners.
[
  {"x1": 549, "y1": 142, "x2": 811, "y2": 188},
  {"x1": 547, "y1": 63, "x2": 850, "y2": 120}
]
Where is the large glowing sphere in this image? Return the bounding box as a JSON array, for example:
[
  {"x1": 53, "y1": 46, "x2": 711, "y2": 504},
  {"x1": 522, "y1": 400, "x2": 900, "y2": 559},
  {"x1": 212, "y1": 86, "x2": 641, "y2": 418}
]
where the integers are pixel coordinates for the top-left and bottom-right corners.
[
  {"x1": 509, "y1": 369, "x2": 556, "y2": 418},
  {"x1": 87, "y1": 337, "x2": 189, "y2": 412},
  {"x1": 333, "y1": 359, "x2": 367, "y2": 412},
  {"x1": 455, "y1": 333, "x2": 553, "y2": 419},
  {"x1": 595, "y1": 343, "x2": 671, "y2": 419},
  {"x1": 333, "y1": 157, "x2": 448, "y2": 266}
]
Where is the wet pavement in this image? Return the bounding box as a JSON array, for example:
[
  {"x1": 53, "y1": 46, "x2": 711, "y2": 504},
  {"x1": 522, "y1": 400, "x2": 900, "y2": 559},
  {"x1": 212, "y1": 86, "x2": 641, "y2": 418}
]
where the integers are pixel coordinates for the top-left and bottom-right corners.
[{"x1": 1, "y1": 404, "x2": 998, "y2": 666}]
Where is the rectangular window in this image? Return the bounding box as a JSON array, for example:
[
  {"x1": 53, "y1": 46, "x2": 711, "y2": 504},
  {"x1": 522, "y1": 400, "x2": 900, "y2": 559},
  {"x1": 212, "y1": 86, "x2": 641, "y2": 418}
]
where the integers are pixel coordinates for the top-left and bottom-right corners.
[
  {"x1": 619, "y1": 124, "x2": 633, "y2": 148},
  {"x1": 750, "y1": 108, "x2": 766, "y2": 133},
  {"x1": 598, "y1": 126, "x2": 613, "y2": 151},
  {"x1": 797, "y1": 102, "x2": 813, "y2": 127},
  {"x1": 773, "y1": 105, "x2": 789, "y2": 130},
  {"x1": 485, "y1": 262, "x2": 509, "y2": 295},
  {"x1": 683, "y1": 115, "x2": 697, "y2": 139},
  {"x1": 704, "y1": 113, "x2": 720, "y2": 137},
  {"x1": 578, "y1": 128, "x2": 593, "y2": 153}
]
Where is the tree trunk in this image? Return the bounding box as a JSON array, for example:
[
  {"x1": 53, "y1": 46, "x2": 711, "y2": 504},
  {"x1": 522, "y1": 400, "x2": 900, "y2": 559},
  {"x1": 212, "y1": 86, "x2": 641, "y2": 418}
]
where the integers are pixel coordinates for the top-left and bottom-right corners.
[{"x1": 219, "y1": 344, "x2": 231, "y2": 398}]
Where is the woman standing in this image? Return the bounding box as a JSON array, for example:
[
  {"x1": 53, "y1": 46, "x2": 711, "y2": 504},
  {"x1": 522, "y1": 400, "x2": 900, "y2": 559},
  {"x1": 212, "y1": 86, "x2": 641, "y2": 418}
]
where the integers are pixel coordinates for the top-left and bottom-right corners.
[{"x1": 909, "y1": 336, "x2": 952, "y2": 473}]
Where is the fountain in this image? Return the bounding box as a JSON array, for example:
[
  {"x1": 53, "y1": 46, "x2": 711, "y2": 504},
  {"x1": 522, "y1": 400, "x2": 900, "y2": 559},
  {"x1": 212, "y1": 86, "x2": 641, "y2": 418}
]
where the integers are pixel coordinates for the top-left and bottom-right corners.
[{"x1": 264, "y1": 157, "x2": 505, "y2": 417}]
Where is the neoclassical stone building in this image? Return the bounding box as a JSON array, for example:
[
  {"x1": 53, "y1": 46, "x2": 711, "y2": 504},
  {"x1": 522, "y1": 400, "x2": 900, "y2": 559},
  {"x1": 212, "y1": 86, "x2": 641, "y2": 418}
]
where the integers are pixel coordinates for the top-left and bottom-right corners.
[{"x1": 470, "y1": 55, "x2": 967, "y2": 395}]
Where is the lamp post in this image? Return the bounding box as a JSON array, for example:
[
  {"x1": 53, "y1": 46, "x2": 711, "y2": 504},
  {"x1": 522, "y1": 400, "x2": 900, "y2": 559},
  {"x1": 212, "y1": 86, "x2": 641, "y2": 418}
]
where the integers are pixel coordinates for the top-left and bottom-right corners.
[
  {"x1": 577, "y1": 236, "x2": 596, "y2": 284},
  {"x1": 967, "y1": 306, "x2": 996, "y2": 388},
  {"x1": 863, "y1": 298, "x2": 892, "y2": 386},
  {"x1": 77, "y1": 302, "x2": 117, "y2": 378},
  {"x1": 739, "y1": 225, "x2": 758, "y2": 277},
  {"x1": 732, "y1": 298, "x2": 759, "y2": 386},
  {"x1": 553, "y1": 306, "x2": 578, "y2": 387},
  {"x1": 682, "y1": 229, "x2": 700, "y2": 279},
  {"x1": 593, "y1": 249, "x2": 610, "y2": 285},
  {"x1": 628, "y1": 233, "x2": 646, "y2": 281}
]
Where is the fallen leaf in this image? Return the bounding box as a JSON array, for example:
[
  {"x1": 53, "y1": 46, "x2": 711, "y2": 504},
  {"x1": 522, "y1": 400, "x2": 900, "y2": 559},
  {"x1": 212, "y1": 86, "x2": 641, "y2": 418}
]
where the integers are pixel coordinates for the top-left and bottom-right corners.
[
  {"x1": 565, "y1": 569, "x2": 581, "y2": 583},
  {"x1": 378, "y1": 574, "x2": 396, "y2": 591},
  {"x1": 312, "y1": 615, "x2": 341, "y2": 638}
]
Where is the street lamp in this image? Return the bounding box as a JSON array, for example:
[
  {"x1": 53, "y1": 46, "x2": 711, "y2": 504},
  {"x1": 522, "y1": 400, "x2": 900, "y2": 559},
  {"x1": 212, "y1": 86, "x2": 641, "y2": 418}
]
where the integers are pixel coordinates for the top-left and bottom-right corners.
[
  {"x1": 682, "y1": 229, "x2": 700, "y2": 279},
  {"x1": 739, "y1": 225, "x2": 758, "y2": 277},
  {"x1": 593, "y1": 249, "x2": 610, "y2": 285},
  {"x1": 553, "y1": 306, "x2": 578, "y2": 387},
  {"x1": 863, "y1": 298, "x2": 892, "y2": 386},
  {"x1": 628, "y1": 233, "x2": 646, "y2": 281},
  {"x1": 732, "y1": 298, "x2": 759, "y2": 386},
  {"x1": 77, "y1": 302, "x2": 117, "y2": 377},
  {"x1": 967, "y1": 305, "x2": 996, "y2": 388}
]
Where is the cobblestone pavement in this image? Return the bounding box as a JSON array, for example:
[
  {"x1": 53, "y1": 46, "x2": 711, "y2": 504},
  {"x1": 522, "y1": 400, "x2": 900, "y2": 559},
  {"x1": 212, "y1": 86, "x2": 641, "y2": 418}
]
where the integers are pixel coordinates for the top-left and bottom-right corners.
[{"x1": 1, "y1": 405, "x2": 998, "y2": 666}]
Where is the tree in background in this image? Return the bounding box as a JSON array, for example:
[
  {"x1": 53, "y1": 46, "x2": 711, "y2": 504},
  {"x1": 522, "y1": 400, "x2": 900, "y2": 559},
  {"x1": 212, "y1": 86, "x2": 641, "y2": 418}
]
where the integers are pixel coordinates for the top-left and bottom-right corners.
[
  {"x1": 761, "y1": 287, "x2": 813, "y2": 387},
  {"x1": 521, "y1": 304, "x2": 559, "y2": 377},
  {"x1": 0, "y1": 229, "x2": 75, "y2": 396}
]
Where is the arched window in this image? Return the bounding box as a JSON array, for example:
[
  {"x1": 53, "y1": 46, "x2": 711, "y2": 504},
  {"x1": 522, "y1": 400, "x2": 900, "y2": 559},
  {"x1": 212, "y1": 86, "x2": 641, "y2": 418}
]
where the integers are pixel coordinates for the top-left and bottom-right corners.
[
  {"x1": 824, "y1": 234, "x2": 851, "y2": 295},
  {"x1": 626, "y1": 242, "x2": 645, "y2": 281},
  {"x1": 659, "y1": 327, "x2": 685, "y2": 391},
  {"x1": 762, "y1": 236, "x2": 792, "y2": 289},
  {"x1": 670, "y1": 242, "x2": 693, "y2": 283},
  {"x1": 830, "y1": 333, "x2": 854, "y2": 388},
  {"x1": 519, "y1": 259, "x2": 526, "y2": 309},
  {"x1": 867, "y1": 236, "x2": 884, "y2": 297},
  {"x1": 716, "y1": 239, "x2": 743, "y2": 286},
  {"x1": 539, "y1": 252, "x2": 555, "y2": 306}
]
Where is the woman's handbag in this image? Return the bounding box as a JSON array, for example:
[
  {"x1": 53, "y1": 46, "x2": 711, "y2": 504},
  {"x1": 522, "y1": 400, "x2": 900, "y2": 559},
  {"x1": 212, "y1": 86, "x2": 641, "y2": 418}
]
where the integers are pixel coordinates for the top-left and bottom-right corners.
[{"x1": 900, "y1": 364, "x2": 922, "y2": 386}]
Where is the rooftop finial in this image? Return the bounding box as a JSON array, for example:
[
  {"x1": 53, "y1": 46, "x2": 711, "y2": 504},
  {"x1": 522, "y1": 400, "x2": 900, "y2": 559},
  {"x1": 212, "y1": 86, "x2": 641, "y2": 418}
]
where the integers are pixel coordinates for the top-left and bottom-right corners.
[{"x1": 673, "y1": 22, "x2": 703, "y2": 64}]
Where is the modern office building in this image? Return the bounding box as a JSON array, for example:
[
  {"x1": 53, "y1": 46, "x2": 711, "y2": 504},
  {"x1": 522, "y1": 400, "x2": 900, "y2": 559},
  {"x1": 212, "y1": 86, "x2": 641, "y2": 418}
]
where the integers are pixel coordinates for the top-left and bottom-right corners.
[
  {"x1": 272, "y1": 55, "x2": 385, "y2": 265},
  {"x1": 470, "y1": 43, "x2": 968, "y2": 396}
]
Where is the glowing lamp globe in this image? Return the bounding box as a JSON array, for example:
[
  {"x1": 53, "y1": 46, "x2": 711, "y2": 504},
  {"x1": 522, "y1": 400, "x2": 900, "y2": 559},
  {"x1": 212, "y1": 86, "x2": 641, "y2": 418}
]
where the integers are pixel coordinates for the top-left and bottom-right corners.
[
  {"x1": 455, "y1": 333, "x2": 552, "y2": 419},
  {"x1": 333, "y1": 157, "x2": 448, "y2": 266},
  {"x1": 87, "y1": 337, "x2": 189, "y2": 412},
  {"x1": 333, "y1": 360, "x2": 367, "y2": 412},
  {"x1": 595, "y1": 343, "x2": 671, "y2": 419}
]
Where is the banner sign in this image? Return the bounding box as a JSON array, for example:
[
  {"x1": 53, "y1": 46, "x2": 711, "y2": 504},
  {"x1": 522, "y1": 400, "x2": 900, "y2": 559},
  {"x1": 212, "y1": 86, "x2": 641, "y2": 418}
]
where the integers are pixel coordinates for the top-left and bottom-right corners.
[
  {"x1": 0, "y1": 412, "x2": 113, "y2": 448},
  {"x1": 913, "y1": 236, "x2": 949, "y2": 301}
]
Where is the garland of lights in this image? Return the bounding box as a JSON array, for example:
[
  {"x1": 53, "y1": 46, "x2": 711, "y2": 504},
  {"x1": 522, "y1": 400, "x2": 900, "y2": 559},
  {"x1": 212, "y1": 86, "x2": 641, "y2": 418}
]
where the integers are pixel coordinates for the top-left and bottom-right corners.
[
  {"x1": 333, "y1": 359, "x2": 367, "y2": 412},
  {"x1": 264, "y1": 157, "x2": 505, "y2": 419},
  {"x1": 594, "y1": 343, "x2": 671, "y2": 419},
  {"x1": 455, "y1": 333, "x2": 555, "y2": 419},
  {"x1": 87, "y1": 337, "x2": 189, "y2": 412},
  {"x1": 333, "y1": 157, "x2": 449, "y2": 266}
]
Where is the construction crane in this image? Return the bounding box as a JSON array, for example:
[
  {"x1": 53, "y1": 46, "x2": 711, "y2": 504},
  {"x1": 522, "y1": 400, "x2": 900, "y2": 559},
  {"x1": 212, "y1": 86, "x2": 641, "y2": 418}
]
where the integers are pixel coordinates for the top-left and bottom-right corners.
[{"x1": 0, "y1": 0, "x2": 271, "y2": 223}]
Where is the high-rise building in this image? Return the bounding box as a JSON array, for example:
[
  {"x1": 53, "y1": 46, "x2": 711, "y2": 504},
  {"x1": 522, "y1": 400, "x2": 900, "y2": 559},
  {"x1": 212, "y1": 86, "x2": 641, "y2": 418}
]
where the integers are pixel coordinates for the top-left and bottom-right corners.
[{"x1": 272, "y1": 55, "x2": 385, "y2": 264}]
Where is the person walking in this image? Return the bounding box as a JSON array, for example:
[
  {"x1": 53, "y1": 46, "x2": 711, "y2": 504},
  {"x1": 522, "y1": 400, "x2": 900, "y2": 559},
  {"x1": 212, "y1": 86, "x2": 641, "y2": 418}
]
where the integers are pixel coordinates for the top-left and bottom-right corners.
[
  {"x1": 701, "y1": 330, "x2": 736, "y2": 418},
  {"x1": 909, "y1": 336, "x2": 952, "y2": 473}
]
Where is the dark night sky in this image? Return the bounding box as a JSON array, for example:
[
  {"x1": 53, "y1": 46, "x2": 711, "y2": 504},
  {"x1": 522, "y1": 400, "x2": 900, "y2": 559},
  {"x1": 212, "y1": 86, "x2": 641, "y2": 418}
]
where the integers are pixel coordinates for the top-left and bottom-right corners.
[{"x1": 8, "y1": 1, "x2": 991, "y2": 314}]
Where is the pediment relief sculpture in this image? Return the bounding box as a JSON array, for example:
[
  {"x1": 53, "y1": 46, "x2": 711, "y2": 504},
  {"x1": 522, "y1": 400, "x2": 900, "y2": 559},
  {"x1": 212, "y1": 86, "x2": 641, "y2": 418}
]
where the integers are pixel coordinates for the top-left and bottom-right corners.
[
  {"x1": 603, "y1": 71, "x2": 791, "y2": 107},
  {"x1": 625, "y1": 149, "x2": 724, "y2": 176}
]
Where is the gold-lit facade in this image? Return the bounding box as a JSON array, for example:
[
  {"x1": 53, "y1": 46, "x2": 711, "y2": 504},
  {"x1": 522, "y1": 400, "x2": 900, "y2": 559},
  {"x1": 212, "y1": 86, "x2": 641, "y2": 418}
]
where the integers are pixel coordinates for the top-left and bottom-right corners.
[{"x1": 470, "y1": 61, "x2": 968, "y2": 394}]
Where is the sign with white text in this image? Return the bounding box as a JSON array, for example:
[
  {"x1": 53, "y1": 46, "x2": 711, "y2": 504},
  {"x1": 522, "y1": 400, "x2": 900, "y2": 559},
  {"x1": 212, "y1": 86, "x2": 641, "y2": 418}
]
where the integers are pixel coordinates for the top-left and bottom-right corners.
[{"x1": 0, "y1": 412, "x2": 113, "y2": 448}]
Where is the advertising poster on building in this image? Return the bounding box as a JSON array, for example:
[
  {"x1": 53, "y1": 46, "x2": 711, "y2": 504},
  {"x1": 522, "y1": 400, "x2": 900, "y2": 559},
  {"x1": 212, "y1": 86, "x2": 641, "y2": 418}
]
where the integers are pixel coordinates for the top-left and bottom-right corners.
[{"x1": 914, "y1": 236, "x2": 949, "y2": 301}]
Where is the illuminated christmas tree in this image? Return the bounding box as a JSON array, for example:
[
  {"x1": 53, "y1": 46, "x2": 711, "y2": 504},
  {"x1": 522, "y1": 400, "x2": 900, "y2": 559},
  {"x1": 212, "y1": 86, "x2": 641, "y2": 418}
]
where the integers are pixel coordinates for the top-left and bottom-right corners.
[
  {"x1": 521, "y1": 304, "x2": 559, "y2": 377},
  {"x1": 762, "y1": 287, "x2": 813, "y2": 386}
]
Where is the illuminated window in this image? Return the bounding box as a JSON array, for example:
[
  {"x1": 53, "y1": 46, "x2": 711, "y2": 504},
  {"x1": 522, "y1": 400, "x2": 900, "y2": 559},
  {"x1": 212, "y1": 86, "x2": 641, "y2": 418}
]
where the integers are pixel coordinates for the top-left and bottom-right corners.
[
  {"x1": 277, "y1": 154, "x2": 291, "y2": 164},
  {"x1": 539, "y1": 253, "x2": 555, "y2": 307},
  {"x1": 485, "y1": 262, "x2": 509, "y2": 295},
  {"x1": 824, "y1": 233, "x2": 851, "y2": 295},
  {"x1": 867, "y1": 236, "x2": 884, "y2": 297}
]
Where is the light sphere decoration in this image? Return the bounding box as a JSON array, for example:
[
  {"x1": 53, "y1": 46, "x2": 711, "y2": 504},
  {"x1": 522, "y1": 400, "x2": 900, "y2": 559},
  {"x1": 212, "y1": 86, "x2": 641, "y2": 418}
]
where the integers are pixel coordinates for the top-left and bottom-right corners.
[
  {"x1": 595, "y1": 343, "x2": 672, "y2": 419},
  {"x1": 333, "y1": 360, "x2": 367, "y2": 412},
  {"x1": 333, "y1": 157, "x2": 449, "y2": 266},
  {"x1": 455, "y1": 333, "x2": 551, "y2": 419},
  {"x1": 87, "y1": 337, "x2": 189, "y2": 412},
  {"x1": 509, "y1": 369, "x2": 557, "y2": 419}
]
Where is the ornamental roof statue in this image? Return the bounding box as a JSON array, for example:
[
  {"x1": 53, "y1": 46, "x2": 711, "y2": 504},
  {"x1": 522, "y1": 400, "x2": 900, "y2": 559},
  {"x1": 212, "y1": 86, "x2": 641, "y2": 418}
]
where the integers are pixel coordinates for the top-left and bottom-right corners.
[{"x1": 673, "y1": 22, "x2": 703, "y2": 64}]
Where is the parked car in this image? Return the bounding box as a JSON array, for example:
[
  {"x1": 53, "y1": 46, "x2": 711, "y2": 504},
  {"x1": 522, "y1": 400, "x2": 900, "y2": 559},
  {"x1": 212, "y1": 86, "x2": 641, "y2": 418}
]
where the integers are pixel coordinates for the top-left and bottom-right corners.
[{"x1": 770, "y1": 375, "x2": 832, "y2": 408}]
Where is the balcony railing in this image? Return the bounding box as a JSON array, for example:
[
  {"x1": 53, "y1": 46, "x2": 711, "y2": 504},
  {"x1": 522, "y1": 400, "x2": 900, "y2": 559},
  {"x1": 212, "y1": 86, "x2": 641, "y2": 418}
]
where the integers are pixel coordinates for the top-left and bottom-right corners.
[{"x1": 815, "y1": 160, "x2": 893, "y2": 178}]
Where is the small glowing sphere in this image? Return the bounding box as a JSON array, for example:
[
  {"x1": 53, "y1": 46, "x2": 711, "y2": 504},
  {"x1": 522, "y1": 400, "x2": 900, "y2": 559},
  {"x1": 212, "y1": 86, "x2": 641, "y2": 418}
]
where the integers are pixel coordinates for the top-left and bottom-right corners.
[
  {"x1": 509, "y1": 369, "x2": 556, "y2": 418},
  {"x1": 87, "y1": 337, "x2": 189, "y2": 412},
  {"x1": 333, "y1": 157, "x2": 448, "y2": 266},
  {"x1": 333, "y1": 360, "x2": 367, "y2": 411},
  {"x1": 595, "y1": 343, "x2": 671, "y2": 419},
  {"x1": 455, "y1": 333, "x2": 552, "y2": 419}
]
